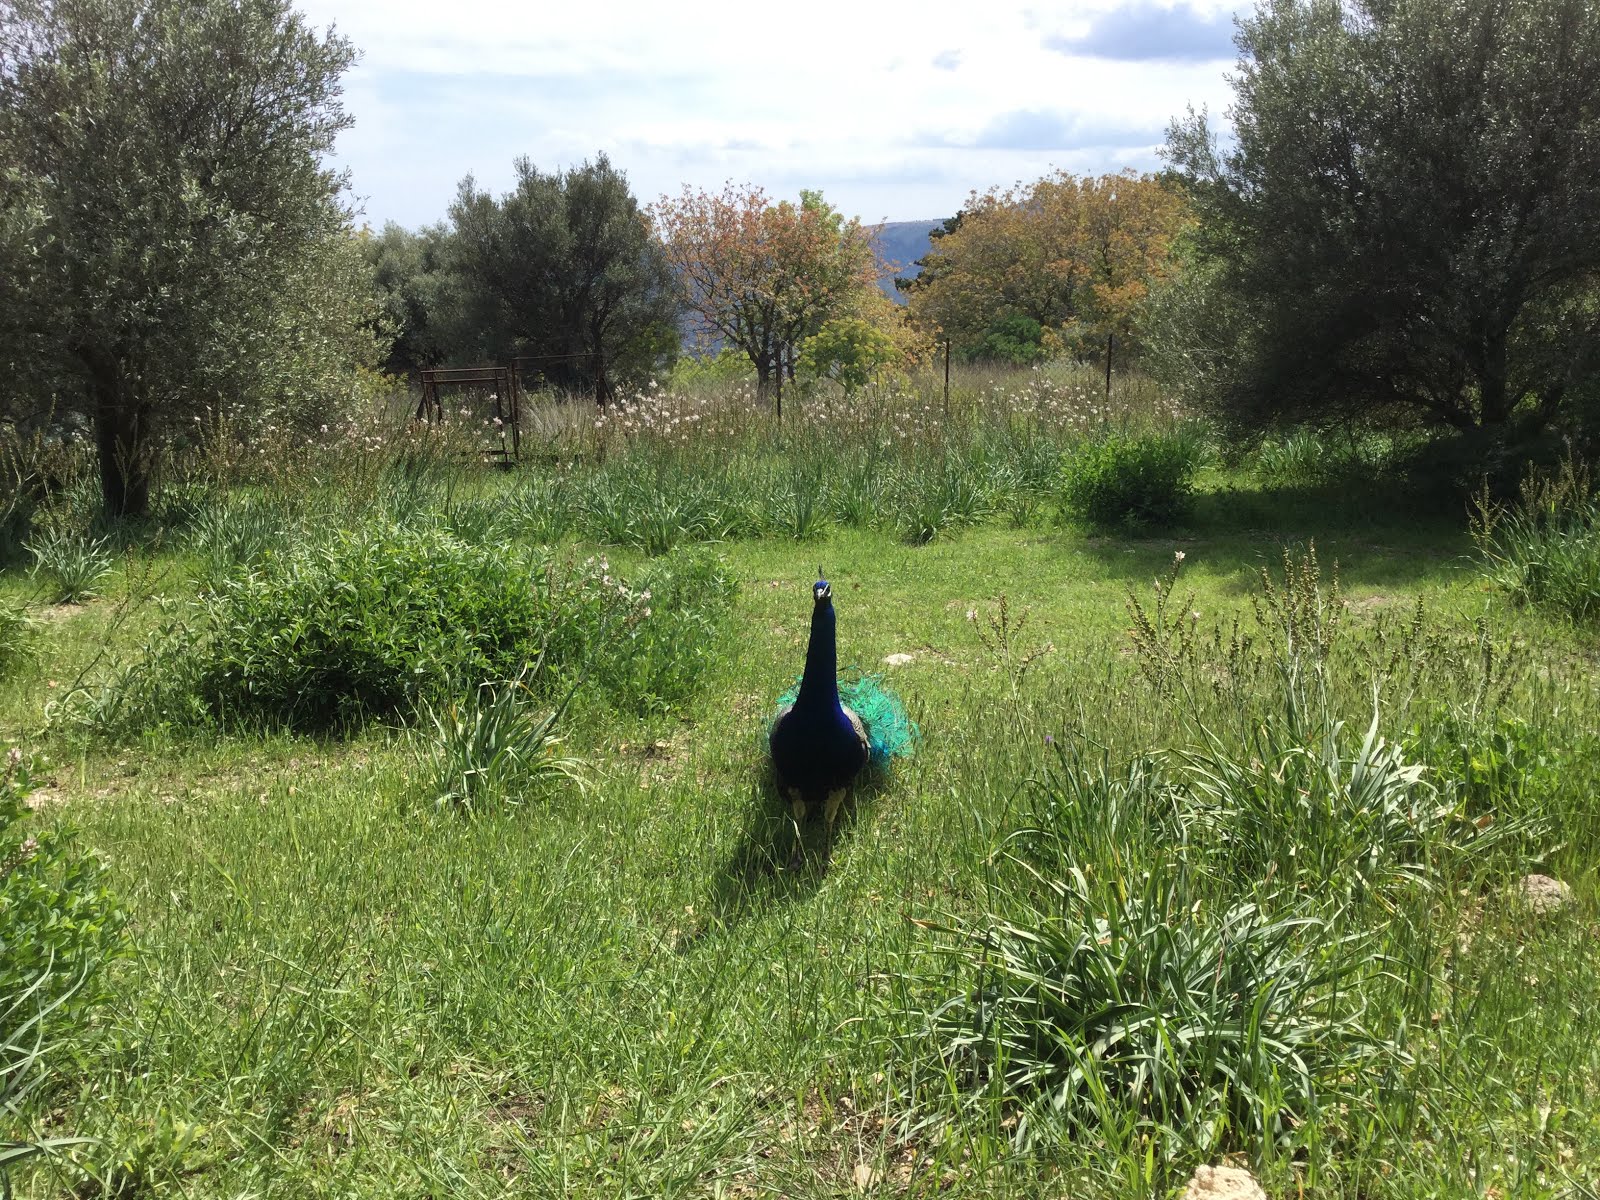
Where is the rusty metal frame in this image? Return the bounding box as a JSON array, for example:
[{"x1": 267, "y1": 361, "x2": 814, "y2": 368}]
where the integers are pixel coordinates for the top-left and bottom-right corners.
[{"x1": 416, "y1": 365, "x2": 521, "y2": 462}]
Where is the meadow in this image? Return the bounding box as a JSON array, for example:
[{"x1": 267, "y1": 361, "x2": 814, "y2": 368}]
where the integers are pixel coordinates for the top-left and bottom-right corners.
[{"x1": 2, "y1": 364, "x2": 1598, "y2": 1198}]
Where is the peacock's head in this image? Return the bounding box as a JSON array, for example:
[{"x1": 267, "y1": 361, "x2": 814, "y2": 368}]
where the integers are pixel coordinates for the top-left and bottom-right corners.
[{"x1": 813, "y1": 571, "x2": 831, "y2": 603}]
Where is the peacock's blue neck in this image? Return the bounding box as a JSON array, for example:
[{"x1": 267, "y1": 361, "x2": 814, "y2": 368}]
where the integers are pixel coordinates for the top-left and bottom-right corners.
[{"x1": 796, "y1": 596, "x2": 842, "y2": 712}]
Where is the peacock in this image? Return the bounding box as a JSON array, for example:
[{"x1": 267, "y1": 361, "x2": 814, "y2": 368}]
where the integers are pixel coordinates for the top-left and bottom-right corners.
[{"x1": 769, "y1": 573, "x2": 916, "y2": 862}]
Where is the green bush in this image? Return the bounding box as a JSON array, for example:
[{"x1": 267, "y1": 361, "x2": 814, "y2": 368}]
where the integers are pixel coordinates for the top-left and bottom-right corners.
[
  {"x1": 63, "y1": 528, "x2": 737, "y2": 735},
  {"x1": 547, "y1": 549, "x2": 737, "y2": 715},
  {"x1": 189, "y1": 523, "x2": 548, "y2": 730},
  {"x1": 1061, "y1": 430, "x2": 1201, "y2": 528}
]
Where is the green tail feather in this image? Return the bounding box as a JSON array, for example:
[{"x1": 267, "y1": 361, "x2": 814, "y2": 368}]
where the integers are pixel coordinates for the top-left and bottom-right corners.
[{"x1": 774, "y1": 670, "x2": 918, "y2": 768}]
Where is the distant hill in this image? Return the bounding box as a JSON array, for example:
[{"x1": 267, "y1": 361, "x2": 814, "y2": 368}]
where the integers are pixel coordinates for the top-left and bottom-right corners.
[{"x1": 869, "y1": 219, "x2": 948, "y2": 304}]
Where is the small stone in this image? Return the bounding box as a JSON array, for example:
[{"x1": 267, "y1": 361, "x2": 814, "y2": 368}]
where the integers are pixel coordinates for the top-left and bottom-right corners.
[
  {"x1": 1182, "y1": 1164, "x2": 1267, "y2": 1200},
  {"x1": 881, "y1": 653, "x2": 915, "y2": 666},
  {"x1": 1516, "y1": 874, "x2": 1573, "y2": 915}
]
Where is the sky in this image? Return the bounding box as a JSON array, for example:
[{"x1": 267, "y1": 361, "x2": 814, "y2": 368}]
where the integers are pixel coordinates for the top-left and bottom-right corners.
[{"x1": 291, "y1": 0, "x2": 1246, "y2": 232}]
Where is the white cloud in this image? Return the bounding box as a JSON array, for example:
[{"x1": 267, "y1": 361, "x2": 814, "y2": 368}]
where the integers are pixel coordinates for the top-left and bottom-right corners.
[{"x1": 296, "y1": 0, "x2": 1242, "y2": 228}]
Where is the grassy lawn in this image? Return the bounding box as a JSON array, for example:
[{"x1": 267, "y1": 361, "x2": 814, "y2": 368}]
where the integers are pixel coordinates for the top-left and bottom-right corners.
[{"x1": 3, "y1": 401, "x2": 1598, "y2": 1197}]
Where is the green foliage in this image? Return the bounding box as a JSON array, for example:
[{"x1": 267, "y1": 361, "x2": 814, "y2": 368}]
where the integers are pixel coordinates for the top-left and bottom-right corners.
[
  {"x1": 0, "y1": 600, "x2": 34, "y2": 677},
  {"x1": 61, "y1": 526, "x2": 735, "y2": 736},
  {"x1": 25, "y1": 527, "x2": 114, "y2": 604},
  {"x1": 890, "y1": 455, "x2": 992, "y2": 544},
  {"x1": 668, "y1": 348, "x2": 751, "y2": 389},
  {"x1": 970, "y1": 313, "x2": 1048, "y2": 366},
  {"x1": 573, "y1": 466, "x2": 749, "y2": 556},
  {"x1": 545, "y1": 550, "x2": 737, "y2": 716},
  {"x1": 184, "y1": 523, "x2": 552, "y2": 730},
  {"x1": 1165, "y1": 0, "x2": 1600, "y2": 445},
  {"x1": 414, "y1": 671, "x2": 585, "y2": 813},
  {"x1": 1, "y1": 749, "x2": 128, "y2": 1180},
  {"x1": 1060, "y1": 430, "x2": 1200, "y2": 528},
  {"x1": 360, "y1": 222, "x2": 458, "y2": 375},
  {"x1": 797, "y1": 316, "x2": 902, "y2": 394},
  {"x1": 1471, "y1": 458, "x2": 1600, "y2": 625},
  {"x1": 1179, "y1": 709, "x2": 1525, "y2": 902},
  {"x1": 184, "y1": 492, "x2": 299, "y2": 593}
]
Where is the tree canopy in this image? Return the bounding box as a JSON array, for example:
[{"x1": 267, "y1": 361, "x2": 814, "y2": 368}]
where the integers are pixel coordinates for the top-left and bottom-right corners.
[
  {"x1": 903, "y1": 171, "x2": 1190, "y2": 366},
  {"x1": 447, "y1": 155, "x2": 678, "y2": 401},
  {"x1": 652, "y1": 185, "x2": 879, "y2": 405},
  {"x1": 0, "y1": 0, "x2": 376, "y2": 517},
  {"x1": 1165, "y1": 0, "x2": 1600, "y2": 449}
]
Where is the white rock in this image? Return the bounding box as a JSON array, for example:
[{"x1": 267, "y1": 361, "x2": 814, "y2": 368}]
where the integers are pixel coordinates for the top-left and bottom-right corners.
[
  {"x1": 1516, "y1": 874, "x2": 1573, "y2": 915},
  {"x1": 1182, "y1": 1164, "x2": 1267, "y2": 1200},
  {"x1": 881, "y1": 653, "x2": 915, "y2": 666}
]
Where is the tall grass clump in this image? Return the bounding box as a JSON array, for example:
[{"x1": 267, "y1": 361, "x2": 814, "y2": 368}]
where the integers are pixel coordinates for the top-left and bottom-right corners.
[
  {"x1": 1060, "y1": 428, "x2": 1203, "y2": 529},
  {"x1": 1, "y1": 750, "x2": 128, "y2": 1186},
  {"x1": 413, "y1": 668, "x2": 586, "y2": 813},
  {"x1": 912, "y1": 856, "x2": 1378, "y2": 1161},
  {"x1": 0, "y1": 601, "x2": 35, "y2": 679},
  {"x1": 898, "y1": 545, "x2": 1552, "y2": 1181},
  {"x1": 1471, "y1": 456, "x2": 1600, "y2": 625},
  {"x1": 25, "y1": 527, "x2": 114, "y2": 604}
]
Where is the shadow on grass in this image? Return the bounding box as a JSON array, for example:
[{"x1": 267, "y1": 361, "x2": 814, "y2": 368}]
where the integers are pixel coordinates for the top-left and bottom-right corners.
[
  {"x1": 1058, "y1": 477, "x2": 1476, "y2": 593},
  {"x1": 699, "y1": 762, "x2": 892, "y2": 939}
]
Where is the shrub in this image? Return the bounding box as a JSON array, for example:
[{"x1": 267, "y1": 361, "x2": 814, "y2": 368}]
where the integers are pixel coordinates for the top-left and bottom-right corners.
[
  {"x1": 1, "y1": 749, "x2": 128, "y2": 1179},
  {"x1": 547, "y1": 549, "x2": 738, "y2": 715},
  {"x1": 970, "y1": 314, "x2": 1048, "y2": 366},
  {"x1": 62, "y1": 531, "x2": 736, "y2": 736},
  {"x1": 187, "y1": 523, "x2": 549, "y2": 730},
  {"x1": 797, "y1": 316, "x2": 903, "y2": 394},
  {"x1": 1061, "y1": 430, "x2": 1201, "y2": 529}
]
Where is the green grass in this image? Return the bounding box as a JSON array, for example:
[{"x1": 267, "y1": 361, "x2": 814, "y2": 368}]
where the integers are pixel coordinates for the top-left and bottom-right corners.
[{"x1": 1, "y1": 373, "x2": 1598, "y2": 1197}]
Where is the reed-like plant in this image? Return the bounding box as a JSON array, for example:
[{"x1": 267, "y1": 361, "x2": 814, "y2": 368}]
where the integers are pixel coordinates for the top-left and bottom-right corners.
[
  {"x1": 414, "y1": 669, "x2": 586, "y2": 812},
  {"x1": 25, "y1": 528, "x2": 114, "y2": 604},
  {"x1": 917, "y1": 860, "x2": 1379, "y2": 1157},
  {"x1": 1471, "y1": 456, "x2": 1600, "y2": 625}
]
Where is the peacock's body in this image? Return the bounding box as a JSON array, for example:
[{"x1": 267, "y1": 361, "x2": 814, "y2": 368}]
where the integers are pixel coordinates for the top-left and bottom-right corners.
[{"x1": 769, "y1": 577, "x2": 915, "y2": 855}]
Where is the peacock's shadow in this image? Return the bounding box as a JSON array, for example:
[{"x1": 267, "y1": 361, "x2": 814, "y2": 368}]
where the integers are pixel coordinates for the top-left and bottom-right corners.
[{"x1": 699, "y1": 761, "x2": 890, "y2": 938}]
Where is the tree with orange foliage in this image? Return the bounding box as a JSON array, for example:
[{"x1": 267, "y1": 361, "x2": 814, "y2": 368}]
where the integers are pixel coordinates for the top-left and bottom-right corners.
[
  {"x1": 904, "y1": 170, "x2": 1190, "y2": 366},
  {"x1": 652, "y1": 185, "x2": 879, "y2": 406}
]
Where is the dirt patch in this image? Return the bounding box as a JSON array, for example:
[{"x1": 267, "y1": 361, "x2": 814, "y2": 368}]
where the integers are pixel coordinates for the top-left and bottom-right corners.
[
  {"x1": 33, "y1": 603, "x2": 92, "y2": 623},
  {"x1": 1183, "y1": 1164, "x2": 1267, "y2": 1200}
]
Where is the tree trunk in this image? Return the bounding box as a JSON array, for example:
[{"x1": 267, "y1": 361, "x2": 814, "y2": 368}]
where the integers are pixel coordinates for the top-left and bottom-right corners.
[
  {"x1": 1479, "y1": 336, "x2": 1509, "y2": 429},
  {"x1": 88, "y1": 352, "x2": 151, "y2": 519},
  {"x1": 755, "y1": 347, "x2": 774, "y2": 403},
  {"x1": 592, "y1": 346, "x2": 611, "y2": 407}
]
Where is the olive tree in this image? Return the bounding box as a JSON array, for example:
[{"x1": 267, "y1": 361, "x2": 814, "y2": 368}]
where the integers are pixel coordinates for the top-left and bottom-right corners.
[
  {"x1": 1165, "y1": 0, "x2": 1600, "y2": 451},
  {"x1": 0, "y1": 0, "x2": 375, "y2": 517},
  {"x1": 448, "y1": 155, "x2": 679, "y2": 401}
]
